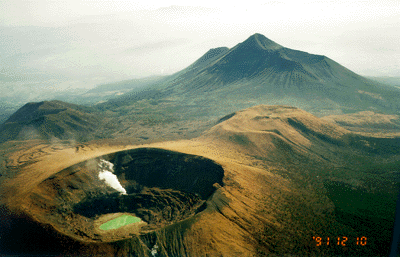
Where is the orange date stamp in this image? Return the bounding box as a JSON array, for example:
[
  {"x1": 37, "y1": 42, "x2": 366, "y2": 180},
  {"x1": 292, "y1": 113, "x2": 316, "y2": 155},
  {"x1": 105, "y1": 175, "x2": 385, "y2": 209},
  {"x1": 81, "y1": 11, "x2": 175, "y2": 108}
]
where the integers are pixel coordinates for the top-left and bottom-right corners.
[{"x1": 313, "y1": 236, "x2": 367, "y2": 246}]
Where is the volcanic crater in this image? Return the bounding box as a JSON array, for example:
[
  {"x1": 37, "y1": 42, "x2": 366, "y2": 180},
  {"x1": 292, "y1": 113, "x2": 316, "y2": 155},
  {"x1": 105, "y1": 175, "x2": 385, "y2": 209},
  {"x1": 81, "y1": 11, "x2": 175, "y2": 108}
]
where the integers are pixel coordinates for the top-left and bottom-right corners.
[{"x1": 30, "y1": 147, "x2": 225, "y2": 242}]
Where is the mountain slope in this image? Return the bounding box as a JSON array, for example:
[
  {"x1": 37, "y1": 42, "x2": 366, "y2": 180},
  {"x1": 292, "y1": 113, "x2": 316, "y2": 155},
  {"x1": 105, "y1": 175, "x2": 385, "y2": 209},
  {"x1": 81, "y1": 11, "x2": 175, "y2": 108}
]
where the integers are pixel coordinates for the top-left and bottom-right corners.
[
  {"x1": 3, "y1": 33, "x2": 400, "y2": 145},
  {"x1": 168, "y1": 33, "x2": 381, "y2": 91},
  {"x1": 202, "y1": 105, "x2": 400, "y2": 158},
  {"x1": 103, "y1": 47, "x2": 230, "y2": 108},
  {"x1": 0, "y1": 100, "x2": 105, "y2": 142},
  {"x1": 1, "y1": 105, "x2": 399, "y2": 256},
  {"x1": 105, "y1": 33, "x2": 400, "y2": 117}
]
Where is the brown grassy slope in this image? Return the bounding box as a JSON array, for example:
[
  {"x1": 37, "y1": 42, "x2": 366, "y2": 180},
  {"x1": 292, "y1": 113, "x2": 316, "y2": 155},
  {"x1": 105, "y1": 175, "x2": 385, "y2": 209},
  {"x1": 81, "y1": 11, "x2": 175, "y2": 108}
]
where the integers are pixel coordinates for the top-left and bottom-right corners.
[
  {"x1": 0, "y1": 142, "x2": 285, "y2": 256},
  {"x1": 1, "y1": 105, "x2": 399, "y2": 256},
  {"x1": 199, "y1": 105, "x2": 349, "y2": 161}
]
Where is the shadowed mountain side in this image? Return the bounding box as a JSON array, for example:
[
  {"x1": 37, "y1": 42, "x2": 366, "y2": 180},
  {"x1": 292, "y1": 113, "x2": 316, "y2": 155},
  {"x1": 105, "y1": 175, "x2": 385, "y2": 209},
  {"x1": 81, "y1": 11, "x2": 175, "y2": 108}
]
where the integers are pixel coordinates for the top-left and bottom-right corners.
[
  {"x1": 100, "y1": 33, "x2": 400, "y2": 117},
  {"x1": 0, "y1": 100, "x2": 107, "y2": 143}
]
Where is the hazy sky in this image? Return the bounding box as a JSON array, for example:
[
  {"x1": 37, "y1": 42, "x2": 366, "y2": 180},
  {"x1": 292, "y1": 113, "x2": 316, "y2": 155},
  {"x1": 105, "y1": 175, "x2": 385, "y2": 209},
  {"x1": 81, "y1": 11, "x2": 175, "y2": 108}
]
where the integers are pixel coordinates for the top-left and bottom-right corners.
[{"x1": 0, "y1": 0, "x2": 399, "y2": 88}]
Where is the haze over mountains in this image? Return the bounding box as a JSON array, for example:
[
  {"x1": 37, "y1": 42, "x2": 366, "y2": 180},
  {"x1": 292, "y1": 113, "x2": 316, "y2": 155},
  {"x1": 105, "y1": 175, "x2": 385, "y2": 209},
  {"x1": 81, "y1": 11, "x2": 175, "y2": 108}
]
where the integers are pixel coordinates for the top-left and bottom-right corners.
[
  {"x1": 2, "y1": 33, "x2": 400, "y2": 144},
  {"x1": 105, "y1": 33, "x2": 400, "y2": 117},
  {"x1": 368, "y1": 76, "x2": 400, "y2": 89}
]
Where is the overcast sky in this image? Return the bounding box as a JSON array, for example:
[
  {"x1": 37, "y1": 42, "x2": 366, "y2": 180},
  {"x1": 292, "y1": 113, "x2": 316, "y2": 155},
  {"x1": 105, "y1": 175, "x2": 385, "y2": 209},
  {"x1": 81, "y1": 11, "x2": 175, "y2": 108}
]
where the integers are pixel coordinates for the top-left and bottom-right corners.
[{"x1": 0, "y1": 0, "x2": 399, "y2": 88}]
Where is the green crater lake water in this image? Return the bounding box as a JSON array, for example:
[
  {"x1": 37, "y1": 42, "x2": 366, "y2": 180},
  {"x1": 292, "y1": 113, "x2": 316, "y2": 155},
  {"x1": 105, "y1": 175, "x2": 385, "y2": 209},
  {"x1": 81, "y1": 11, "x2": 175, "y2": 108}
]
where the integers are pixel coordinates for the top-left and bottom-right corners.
[{"x1": 100, "y1": 215, "x2": 141, "y2": 230}]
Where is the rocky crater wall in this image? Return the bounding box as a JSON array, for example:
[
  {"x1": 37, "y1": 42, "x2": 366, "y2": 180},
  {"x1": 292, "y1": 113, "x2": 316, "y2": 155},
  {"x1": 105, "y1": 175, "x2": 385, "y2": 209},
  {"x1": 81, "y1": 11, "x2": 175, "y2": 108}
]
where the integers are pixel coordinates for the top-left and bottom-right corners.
[
  {"x1": 26, "y1": 148, "x2": 225, "y2": 243},
  {"x1": 111, "y1": 148, "x2": 224, "y2": 199}
]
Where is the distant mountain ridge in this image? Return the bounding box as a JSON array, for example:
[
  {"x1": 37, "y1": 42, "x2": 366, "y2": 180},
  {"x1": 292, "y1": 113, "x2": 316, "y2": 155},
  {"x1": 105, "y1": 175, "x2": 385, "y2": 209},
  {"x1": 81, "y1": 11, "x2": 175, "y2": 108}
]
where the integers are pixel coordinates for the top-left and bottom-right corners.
[
  {"x1": 86, "y1": 76, "x2": 166, "y2": 94},
  {"x1": 3, "y1": 33, "x2": 400, "y2": 144},
  {"x1": 168, "y1": 33, "x2": 365, "y2": 90},
  {"x1": 107, "y1": 33, "x2": 400, "y2": 117},
  {"x1": 367, "y1": 76, "x2": 400, "y2": 89}
]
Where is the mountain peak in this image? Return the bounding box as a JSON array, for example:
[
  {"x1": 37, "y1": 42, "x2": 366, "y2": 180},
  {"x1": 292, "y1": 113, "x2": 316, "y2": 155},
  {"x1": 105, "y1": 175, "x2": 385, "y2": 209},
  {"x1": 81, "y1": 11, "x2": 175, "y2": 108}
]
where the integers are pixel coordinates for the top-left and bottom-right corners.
[{"x1": 243, "y1": 33, "x2": 283, "y2": 50}]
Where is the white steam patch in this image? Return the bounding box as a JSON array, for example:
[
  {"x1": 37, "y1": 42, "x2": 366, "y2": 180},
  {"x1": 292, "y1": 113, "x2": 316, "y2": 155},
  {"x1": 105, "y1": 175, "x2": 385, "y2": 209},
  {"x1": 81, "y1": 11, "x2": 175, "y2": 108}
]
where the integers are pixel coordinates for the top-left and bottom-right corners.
[
  {"x1": 151, "y1": 244, "x2": 158, "y2": 257},
  {"x1": 98, "y1": 159, "x2": 127, "y2": 195}
]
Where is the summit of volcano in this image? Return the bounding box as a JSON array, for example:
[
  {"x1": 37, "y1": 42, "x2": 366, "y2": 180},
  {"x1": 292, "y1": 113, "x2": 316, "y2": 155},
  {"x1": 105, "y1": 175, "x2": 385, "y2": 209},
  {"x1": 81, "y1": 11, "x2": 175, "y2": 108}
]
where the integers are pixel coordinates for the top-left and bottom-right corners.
[{"x1": 104, "y1": 33, "x2": 400, "y2": 119}]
